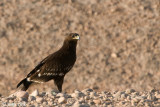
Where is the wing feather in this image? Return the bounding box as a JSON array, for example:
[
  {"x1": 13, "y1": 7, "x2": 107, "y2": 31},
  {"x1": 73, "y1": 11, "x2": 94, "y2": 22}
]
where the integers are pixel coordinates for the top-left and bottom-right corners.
[{"x1": 27, "y1": 54, "x2": 52, "y2": 77}]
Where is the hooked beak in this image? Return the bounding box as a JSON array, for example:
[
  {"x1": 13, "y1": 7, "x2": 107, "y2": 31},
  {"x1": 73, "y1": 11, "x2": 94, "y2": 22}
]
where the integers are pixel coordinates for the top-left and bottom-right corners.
[{"x1": 73, "y1": 35, "x2": 80, "y2": 40}]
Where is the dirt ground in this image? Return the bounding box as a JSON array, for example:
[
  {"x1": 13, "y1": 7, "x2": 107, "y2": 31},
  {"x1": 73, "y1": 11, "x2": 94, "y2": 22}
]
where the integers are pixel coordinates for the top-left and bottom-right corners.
[{"x1": 0, "y1": 0, "x2": 160, "y2": 96}]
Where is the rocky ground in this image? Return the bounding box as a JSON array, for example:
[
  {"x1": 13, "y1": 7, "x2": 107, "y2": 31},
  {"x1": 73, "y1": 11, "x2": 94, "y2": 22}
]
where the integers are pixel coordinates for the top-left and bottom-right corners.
[
  {"x1": 0, "y1": 0, "x2": 160, "y2": 106},
  {"x1": 1, "y1": 89, "x2": 160, "y2": 107}
]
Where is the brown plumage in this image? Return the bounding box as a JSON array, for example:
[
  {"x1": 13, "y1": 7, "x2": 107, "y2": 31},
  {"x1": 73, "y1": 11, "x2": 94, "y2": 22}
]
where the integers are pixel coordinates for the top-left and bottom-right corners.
[{"x1": 17, "y1": 33, "x2": 80, "y2": 92}]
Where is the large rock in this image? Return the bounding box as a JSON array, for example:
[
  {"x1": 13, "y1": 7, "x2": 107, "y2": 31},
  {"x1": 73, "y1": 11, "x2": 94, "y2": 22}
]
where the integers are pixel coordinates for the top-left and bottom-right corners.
[{"x1": 15, "y1": 91, "x2": 29, "y2": 100}]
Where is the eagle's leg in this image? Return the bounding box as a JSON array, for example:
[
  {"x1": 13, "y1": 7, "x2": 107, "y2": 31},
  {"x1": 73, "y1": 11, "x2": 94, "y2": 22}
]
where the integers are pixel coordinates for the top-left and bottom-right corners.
[{"x1": 54, "y1": 77, "x2": 64, "y2": 92}]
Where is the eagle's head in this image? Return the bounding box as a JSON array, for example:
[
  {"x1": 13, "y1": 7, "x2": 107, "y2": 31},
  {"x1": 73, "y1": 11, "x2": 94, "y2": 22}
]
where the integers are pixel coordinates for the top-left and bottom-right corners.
[
  {"x1": 65, "y1": 33, "x2": 80, "y2": 41},
  {"x1": 62, "y1": 33, "x2": 80, "y2": 50}
]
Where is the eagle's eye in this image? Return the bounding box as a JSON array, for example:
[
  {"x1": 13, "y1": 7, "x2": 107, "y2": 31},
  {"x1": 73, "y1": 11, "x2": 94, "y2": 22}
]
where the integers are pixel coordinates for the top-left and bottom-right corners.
[{"x1": 72, "y1": 35, "x2": 75, "y2": 38}]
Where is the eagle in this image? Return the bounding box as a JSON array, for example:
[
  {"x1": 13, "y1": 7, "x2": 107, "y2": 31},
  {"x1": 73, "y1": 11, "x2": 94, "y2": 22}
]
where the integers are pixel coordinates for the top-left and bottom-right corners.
[{"x1": 17, "y1": 33, "x2": 80, "y2": 92}]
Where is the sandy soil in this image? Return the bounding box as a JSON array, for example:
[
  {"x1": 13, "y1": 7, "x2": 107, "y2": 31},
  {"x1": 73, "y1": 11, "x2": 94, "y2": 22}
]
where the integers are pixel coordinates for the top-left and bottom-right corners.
[{"x1": 0, "y1": 0, "x2": 160, "y2": 97}]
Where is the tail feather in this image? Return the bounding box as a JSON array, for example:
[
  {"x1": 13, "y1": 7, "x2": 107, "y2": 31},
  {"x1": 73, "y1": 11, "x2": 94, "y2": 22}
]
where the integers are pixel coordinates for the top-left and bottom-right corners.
[{"x1": 17, "y1": 78, "x2": 32, "y2": 91}]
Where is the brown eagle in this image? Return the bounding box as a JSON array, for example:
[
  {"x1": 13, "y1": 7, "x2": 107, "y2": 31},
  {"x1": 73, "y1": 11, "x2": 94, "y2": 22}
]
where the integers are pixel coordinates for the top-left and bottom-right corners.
[{"x1": 17, "y1": 33, "x2": 80, "y2": 92}]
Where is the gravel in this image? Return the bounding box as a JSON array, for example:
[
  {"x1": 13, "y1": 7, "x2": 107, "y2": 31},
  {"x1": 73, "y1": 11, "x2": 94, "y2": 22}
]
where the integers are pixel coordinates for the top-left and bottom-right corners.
[{"x1": 0, "y1": 89, "x2": 160, "y2": 106}]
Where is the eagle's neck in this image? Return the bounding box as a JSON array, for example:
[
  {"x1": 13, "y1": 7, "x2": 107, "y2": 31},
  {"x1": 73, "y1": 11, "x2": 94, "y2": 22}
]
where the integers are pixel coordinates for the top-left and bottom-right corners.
[{"x1": 61, "y1": 40, "x2": 77, "y2": 53}]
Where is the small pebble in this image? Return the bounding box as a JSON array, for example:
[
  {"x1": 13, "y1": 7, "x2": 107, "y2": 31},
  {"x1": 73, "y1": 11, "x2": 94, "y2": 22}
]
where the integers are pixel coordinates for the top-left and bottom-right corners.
[
  {"x1": 71, "y1": 92, "x2": 84, "y2": 98},
  {"x1": 42, "y1": 101, "x2": 48, "y2": 105},
  {"x1": 132, "y1": 98, "x2": 140, "y2": 103},
  {"x1": 121, "y1": 93, "x2": 127, "y2": 100},
  {"x1": 90, "y1": 92, "x2": 98, "y2": 97},
  {"x1": 30, "y1": 89, "x2": 39, "y2": 97},
  {"x1": 111, "y1": 53, "x2": 117, "y2": 58},
  {"x1": 28, "y1": 96, "x2": 36, "y2": 101},
  {"x1": 56, "y1": 93, "x2": 65, "y2": 97},
  {"x1": 82, "y1": 89, "x2": 93, "y2": 92},
  {"x1": 19, "y1": 97, "x2": 28, "y2": 102},
  {"x1": 73, "y1": 101, "x2": 89, "y2": 107},
  {"x1": 36, "y1": 97, "x2": 43, "y2": 103},
  {"x1": 84, "y1": 96, "x2": 90, "y2": 100},
  {"x1": 155, "y1": 94, "x2": 160, "y2": 99},
  {"x1": 29, "y1": 105, "x2": 36, "y2": 107},
  {"x1": 113, "y1": 91, "x2": 123, "y2": 100},
  {"x1": 125, "y1": 89, "x2": 135, "y2": 94},
  {"x1": 1, "y1": 97, "x2": 6, "y2": 101},
  {"x1": 48, "y1": 101, "x2": 54, "y2": 105},
  {"x1": 58, "y1": 97, "x2": 67, "y2": 104},
  {"x1": 93, "y1": 99, "x2": 101, "y2": 104},
  {"x1": 51, "y1": 91, "x2": 58, "y2": 96},
  {"x1": 88, "y1": 101, "x2": 95, "y2": 105}
]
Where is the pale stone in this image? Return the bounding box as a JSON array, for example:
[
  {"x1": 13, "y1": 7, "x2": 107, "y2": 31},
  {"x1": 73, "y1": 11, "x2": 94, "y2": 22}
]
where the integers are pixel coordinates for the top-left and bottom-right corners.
[
  {"x1": 36, "y1": 97, "x2": 43, "y2": 103},
  {"x1": 30, "y1": 89, "x2": 39, "y2": 96},
  {"x1": 58, "y1": 97, "x2": 66, "y2": 104},
  {"x1": 16, "y1": 91, "x2": 29, "y2": 99}
]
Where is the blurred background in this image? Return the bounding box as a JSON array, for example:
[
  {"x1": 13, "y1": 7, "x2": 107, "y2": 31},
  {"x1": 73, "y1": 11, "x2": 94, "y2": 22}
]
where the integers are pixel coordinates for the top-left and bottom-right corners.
[{"x1": 0, "y1": 0, "x2": 160, "y2": 96}]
